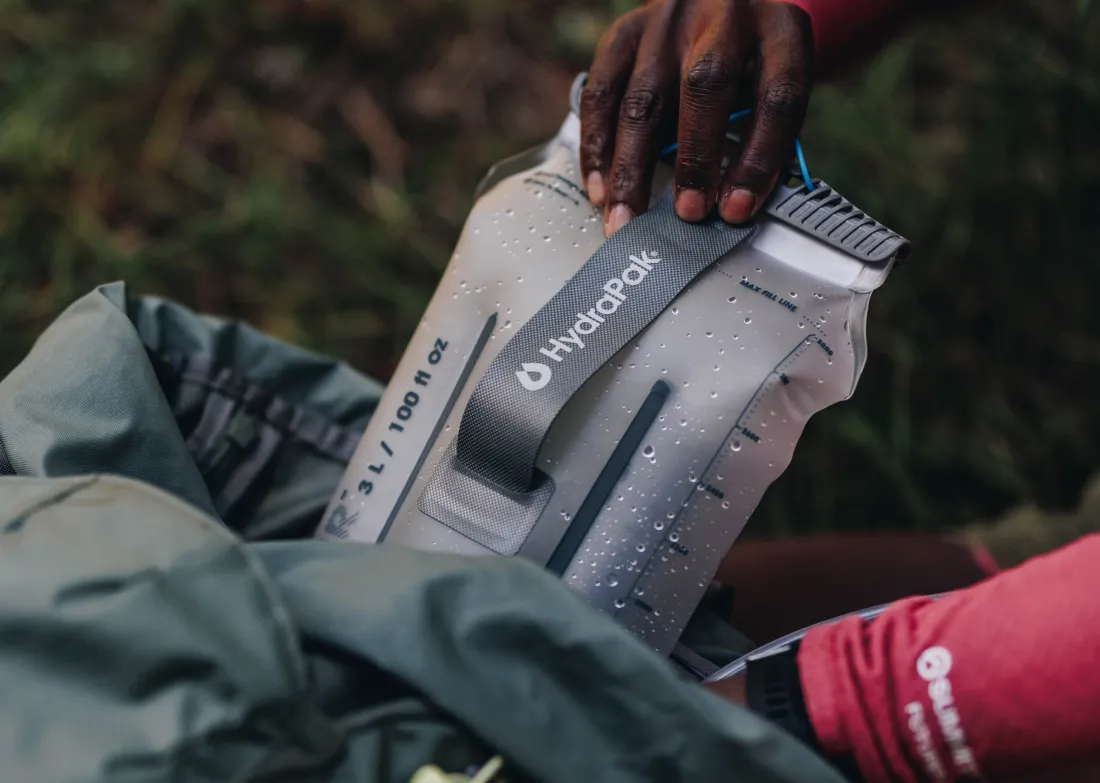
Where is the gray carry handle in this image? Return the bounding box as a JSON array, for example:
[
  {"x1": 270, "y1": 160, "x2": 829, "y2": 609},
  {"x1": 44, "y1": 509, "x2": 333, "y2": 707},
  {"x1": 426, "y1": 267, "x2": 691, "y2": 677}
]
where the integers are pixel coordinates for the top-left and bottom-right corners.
[
  {"x1": 765, "y1": 180, "x2": 911, "y2": 265},
  {"x1": 454, "y1": 194, "x2": 755, "y2": 495}
]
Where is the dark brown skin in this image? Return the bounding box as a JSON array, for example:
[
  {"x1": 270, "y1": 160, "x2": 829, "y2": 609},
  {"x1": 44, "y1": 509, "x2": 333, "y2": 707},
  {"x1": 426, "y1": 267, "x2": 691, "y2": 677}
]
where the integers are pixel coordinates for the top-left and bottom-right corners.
[{"x1": 580, "y1": 0, "x2": 813, "y2": 236}]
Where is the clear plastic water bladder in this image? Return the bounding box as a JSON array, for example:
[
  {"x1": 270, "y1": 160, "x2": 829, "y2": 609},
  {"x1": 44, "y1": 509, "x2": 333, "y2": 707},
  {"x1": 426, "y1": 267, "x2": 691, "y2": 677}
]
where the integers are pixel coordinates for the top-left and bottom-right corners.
[{"x1": 318, "y1": 75, "x2": 910, "y2": 657}]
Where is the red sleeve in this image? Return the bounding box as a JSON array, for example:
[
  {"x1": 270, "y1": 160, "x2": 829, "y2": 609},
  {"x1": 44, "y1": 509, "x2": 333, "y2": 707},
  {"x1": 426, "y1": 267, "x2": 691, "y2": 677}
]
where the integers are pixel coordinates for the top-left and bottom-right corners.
[
  {"x1": 798, "y1": 533, "x2": 1100, "y2": 782},
  {"x1": 779, "y1": 0, "x2": 910, "y2": 73}
]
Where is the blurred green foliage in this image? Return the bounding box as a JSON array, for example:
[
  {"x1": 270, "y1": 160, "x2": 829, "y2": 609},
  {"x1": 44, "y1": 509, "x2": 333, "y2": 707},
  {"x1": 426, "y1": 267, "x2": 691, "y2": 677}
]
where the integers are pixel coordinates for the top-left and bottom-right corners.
[{"x1": 1, "y1": 0, "x2": 1098, "y2": 536}]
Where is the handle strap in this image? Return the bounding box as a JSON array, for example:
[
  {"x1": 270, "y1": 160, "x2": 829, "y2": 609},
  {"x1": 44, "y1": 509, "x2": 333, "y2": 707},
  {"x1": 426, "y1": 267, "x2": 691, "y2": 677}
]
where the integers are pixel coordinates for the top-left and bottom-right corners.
[{"x1": 455, "y1": 194, "x2": 755, "y2": 494}]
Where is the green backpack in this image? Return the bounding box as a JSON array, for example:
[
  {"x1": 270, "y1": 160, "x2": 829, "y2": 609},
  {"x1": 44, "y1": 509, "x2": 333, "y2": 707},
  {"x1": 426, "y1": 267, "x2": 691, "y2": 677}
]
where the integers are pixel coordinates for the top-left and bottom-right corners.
[{"x1": 0, "y1": 283, "x2": 845, "y2": 783}]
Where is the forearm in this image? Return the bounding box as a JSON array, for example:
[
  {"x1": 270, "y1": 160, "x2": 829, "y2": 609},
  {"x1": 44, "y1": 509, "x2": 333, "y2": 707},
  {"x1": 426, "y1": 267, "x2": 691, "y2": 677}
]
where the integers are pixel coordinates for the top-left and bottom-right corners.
[{"x1": 799, "y1": 533, "x2": 1100, "y2": 781}]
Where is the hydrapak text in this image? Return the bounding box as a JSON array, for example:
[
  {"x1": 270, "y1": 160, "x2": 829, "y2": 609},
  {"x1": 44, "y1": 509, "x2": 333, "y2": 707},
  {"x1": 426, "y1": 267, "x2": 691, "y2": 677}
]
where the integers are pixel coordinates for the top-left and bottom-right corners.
[{"x1": 516, "y1": 251, "x2": 661, "y2": 391}]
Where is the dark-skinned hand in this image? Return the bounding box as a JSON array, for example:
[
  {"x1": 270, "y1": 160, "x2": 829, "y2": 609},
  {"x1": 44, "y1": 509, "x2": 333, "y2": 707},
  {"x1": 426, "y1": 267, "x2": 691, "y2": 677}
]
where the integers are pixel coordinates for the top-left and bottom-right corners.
[{"x1": 580, "y1": 0, "x2": 813, "y2": 236}]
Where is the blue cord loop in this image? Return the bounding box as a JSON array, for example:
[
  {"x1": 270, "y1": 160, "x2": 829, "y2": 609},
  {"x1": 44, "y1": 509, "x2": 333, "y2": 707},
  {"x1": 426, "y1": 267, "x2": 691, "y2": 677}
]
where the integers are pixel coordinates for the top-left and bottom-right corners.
[
  {"x1": 660, "y1": 109, "x2": 815, "y2": 192},
  {"x1": 794, "y1": 137, "x2": 814, "y2": 192}
]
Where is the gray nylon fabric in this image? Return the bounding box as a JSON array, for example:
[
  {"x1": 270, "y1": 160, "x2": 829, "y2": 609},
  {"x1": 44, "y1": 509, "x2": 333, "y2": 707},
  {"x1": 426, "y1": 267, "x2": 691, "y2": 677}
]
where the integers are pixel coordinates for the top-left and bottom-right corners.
[
  {"x1": 455, "y1": 195, "x2": 755, "y2": 494},
  {"x1": 0, "y1": 282, "x2": 846, "y2": 783}
]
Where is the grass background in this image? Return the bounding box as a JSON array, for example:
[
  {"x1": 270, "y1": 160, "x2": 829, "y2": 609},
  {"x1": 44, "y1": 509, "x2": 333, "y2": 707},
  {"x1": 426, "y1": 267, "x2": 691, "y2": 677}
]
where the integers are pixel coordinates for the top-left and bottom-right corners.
[{"x1": 1, "y1": 0, "x2": 1098, "y2": 538}]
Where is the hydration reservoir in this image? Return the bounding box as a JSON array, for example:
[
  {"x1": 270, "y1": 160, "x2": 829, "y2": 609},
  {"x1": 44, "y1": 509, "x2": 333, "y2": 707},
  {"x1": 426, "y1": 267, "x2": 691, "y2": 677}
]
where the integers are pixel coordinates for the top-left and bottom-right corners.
[{"x1": 318, "y1": 74, "x2": 910, "y2": 657}]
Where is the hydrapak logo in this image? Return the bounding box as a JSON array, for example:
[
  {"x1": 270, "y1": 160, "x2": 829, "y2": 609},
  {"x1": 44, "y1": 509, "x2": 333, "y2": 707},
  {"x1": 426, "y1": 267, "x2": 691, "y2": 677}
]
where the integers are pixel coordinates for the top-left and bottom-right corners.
[
  {"x1": 517, "y1": 251, "x2": 662, "y2": 392},
  {"x1": 516, "y1": 362, "x2": 552, "y2": 391}
]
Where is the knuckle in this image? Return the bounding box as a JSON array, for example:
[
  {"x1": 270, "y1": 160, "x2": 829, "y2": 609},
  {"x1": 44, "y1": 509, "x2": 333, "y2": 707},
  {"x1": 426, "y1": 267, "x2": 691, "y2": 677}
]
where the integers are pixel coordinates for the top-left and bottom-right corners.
[
  {"x1": 619, "y1": 87, "x2": 663, "y2": 127},
  {"x1": 609, "y1": 164, "x2": 638, "y2": 197},
  {"x1": 597, "y1": 8, "x2": 647, "y2": 53},
  {"x1": 581, "y1": 129, "x2": 610, "y2": 163},
  {"x1": 609, "y1": 8, "x2": 646, "y2": 38},
  {"x1": 580, "y1": 80, "x2": 616, "y2": 114},
  {"x1": 683, "y1": 53, "x2": 736, "y2": 95},
  {"x1": 771, "y1": 0, "x2": 811, "y2": 32},
  {"x1": 759, "y1": 80, "x2": 807, "y2": 122},
  {"x1": 759, "y1": 0, "x2": 808, "y2": 38},
  {"x1": 605, "y1": 15, "x2": 629, "y2": 40},
  {"x1": 759, "y1": 3, "x2": 815, "y2": 75}
]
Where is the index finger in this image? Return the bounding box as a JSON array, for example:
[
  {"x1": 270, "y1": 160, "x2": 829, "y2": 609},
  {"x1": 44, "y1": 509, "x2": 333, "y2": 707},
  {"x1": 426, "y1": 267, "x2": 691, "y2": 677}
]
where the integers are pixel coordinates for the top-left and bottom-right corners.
[
  {"x1": 718, "y1": 2, "x2": 813, "y2": 224},
  {"x1": 580, "y1": 9, "x2": 648, "y2": 208}
]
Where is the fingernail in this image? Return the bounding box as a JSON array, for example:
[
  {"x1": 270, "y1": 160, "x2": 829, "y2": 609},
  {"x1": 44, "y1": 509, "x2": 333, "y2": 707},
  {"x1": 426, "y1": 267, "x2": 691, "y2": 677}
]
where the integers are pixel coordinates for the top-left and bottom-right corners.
[
  {"x1": 720, "y1": 188, "x2": 757, "y2": 224},
  {"x1": 587, "y1": 172, "x2": 606, "y2": 206},
  {"x1": 605, "y1": 204, "x2": 633, "y2": 236},
  {"x1": 675, "y1": 189, "x2": 708, "y2": 222}
]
